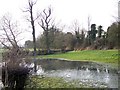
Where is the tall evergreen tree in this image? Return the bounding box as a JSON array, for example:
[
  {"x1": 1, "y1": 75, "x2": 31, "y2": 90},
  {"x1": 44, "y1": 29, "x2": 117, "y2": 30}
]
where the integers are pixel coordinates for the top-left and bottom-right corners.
[
  {"x1": 98, "y1": 25, "x2": 104, "y2": 38},
  {"x1": 90, "y1": 24, "x2": 97, "y2": 44}
]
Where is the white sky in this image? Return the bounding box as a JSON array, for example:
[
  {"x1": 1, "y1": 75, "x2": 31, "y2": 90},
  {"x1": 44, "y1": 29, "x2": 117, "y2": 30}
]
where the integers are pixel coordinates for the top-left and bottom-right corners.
[{"x1": 0, "y1": 0, "x2": 118, "y2": 45}]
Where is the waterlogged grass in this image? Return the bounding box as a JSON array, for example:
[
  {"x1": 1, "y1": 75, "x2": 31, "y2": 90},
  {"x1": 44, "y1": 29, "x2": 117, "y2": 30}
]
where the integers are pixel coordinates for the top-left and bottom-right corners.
[
  {"x1": 36, "y1": 50, "x2": 118, "y2": 66},
  {"x1": 25, "y1": 76, "x2": 96, "y2": 88},
  {"x1": 26, "y1": 76, "x2": 77, "y2": 88}
]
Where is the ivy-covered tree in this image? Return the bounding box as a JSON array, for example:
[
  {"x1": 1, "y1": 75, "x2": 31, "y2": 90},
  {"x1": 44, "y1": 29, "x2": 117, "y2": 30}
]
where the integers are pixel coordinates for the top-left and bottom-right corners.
[
  {"x1": 25, "y1": 40, "x2": 33, "y2": 48},
  {"x1": 75, "y1": 29, "x2": 81, "y2": 48},
  {"x1": 36, "y1": 26, "x2": 63, "y2": 50},
  {"x1": 106, "y1": 22, "x2": 118, "y2": 49},
  {"x1": 98, "y1": 25, "x2": 104, "y2": 38},
  {"x1": 90, "y1": 24, "x2": 97, "y2": 44}
]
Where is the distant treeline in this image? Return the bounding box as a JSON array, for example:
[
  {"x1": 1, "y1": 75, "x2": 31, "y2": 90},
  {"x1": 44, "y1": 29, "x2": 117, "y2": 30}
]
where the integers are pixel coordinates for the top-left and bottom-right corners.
[{"x1": 24, "y1": 22, "x2": 119, "y2": 52}]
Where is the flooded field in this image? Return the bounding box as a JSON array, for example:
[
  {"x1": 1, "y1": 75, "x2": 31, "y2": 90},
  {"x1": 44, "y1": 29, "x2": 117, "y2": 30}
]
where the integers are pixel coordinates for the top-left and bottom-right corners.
[
  {"x1": 0, "y1": 58, "x2": 118, "y2": 88},
  {"x1": 27, "y1": 59, "x2": 118, "y2": 88}
]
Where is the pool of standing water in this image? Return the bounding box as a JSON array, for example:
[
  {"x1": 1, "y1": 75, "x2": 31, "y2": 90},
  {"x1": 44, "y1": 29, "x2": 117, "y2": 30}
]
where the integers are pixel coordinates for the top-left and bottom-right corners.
[{"x1": 27, "y1": 59, "x2": 118, "y2": 88}]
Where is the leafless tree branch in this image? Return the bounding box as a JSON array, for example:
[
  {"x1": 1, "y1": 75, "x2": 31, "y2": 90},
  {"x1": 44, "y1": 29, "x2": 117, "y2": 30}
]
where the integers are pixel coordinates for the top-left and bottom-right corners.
[
  {"x1": 38, "y1": 7, "x2": 54, "y2": 52},
  {"x1": 0, "y1": 15, "x2": 22, "y2": 49}
]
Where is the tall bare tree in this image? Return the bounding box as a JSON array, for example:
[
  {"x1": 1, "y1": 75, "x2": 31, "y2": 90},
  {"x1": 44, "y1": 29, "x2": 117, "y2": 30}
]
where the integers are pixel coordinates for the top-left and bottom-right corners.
[
  {"x1": 38, "y1": 7, "x2": 53, "y2": 53},
  {"x1": 23, "y1": 0, "x2": 38, "y2": 72},
  {"x1": 70, "y1": 20, "x2": 81, "y2": 49},
  {"x1": 87, "y1": 15, "x2": 91, "y2": 31}
]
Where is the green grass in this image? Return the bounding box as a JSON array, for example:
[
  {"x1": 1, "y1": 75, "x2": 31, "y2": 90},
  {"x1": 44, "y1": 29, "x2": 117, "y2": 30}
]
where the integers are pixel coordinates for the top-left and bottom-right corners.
[{"x1": 36, "y1": 50, "x2": 118, "y2": 66}]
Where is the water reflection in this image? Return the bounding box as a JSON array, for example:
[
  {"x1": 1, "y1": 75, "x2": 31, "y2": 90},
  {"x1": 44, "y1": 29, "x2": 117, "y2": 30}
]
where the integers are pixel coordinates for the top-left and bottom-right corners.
[
  {"x1": 97, "y1": 68, "x2": 100, "y2": 73},
  {"x1": 45, "y1": 69, "x2": 118, "y2": 88},
  {"x1": 36, "y1": 65, "x2": 44, "y2": 75}
]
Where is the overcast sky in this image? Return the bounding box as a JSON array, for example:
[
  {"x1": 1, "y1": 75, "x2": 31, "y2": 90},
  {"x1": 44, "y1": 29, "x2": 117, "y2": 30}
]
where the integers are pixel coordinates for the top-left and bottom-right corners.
[{"x1": 0, "y1": 0, "x2": 118, "y2": 45}]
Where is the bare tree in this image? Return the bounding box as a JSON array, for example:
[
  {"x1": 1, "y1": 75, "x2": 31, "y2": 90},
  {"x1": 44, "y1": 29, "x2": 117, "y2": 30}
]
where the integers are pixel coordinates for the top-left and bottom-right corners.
[
  {"x1": 87, "y1": 15, "x2": 92, "y2": 45},
  {"x1": 87, "y1": 15, "x2": 91, "y2": 31},
  {"x1": 0, "y1": 15, "x2": 29, "y2": 88},
  {"x1": 71, "y1": 20, "x2": 80, "y2": 32},
  {"x1": 23, "y1": 0, "x2": 38, "y2": 72},
  {"x1": 0, "y1": 14, "x2": 26, "y2": 68},
  {"x1": 0, "y1": 15, "x2": 20, "y2": 50},
  {"x1": 70, "y1": 20, "x2": 81, "y2": 49},
  {"x1": 38, "y1": 7, "x2": 53, "y2": 53}
]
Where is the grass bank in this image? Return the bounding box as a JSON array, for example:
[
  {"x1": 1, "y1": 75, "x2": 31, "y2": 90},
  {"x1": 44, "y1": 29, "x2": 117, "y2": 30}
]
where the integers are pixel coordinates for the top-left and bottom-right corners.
[{"x1": 36, "y1": 50, "x2": 118, "y2": 66}]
